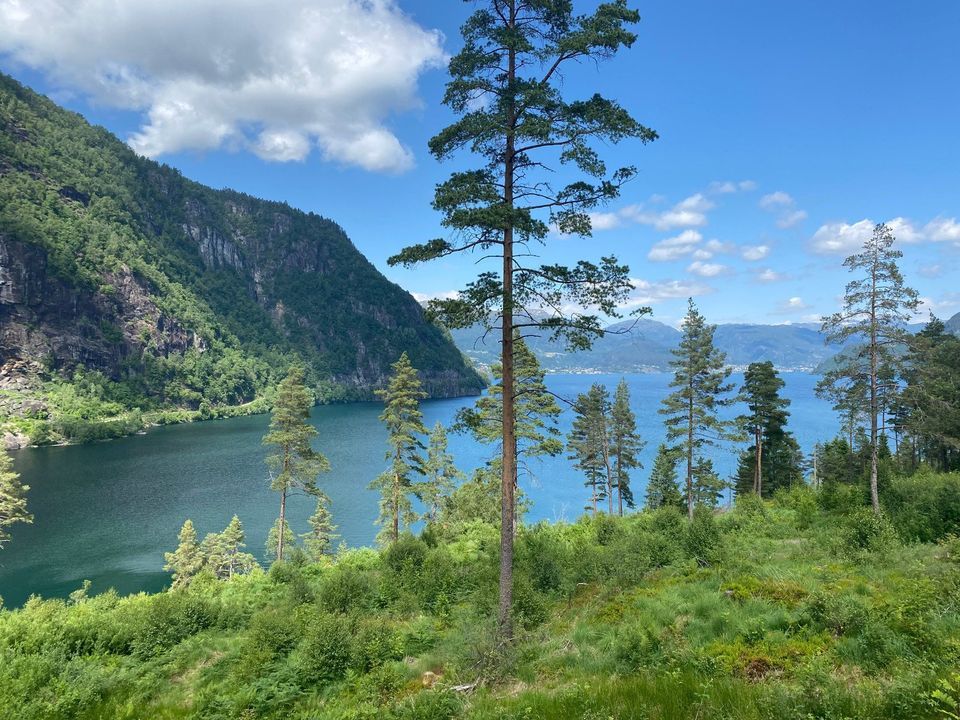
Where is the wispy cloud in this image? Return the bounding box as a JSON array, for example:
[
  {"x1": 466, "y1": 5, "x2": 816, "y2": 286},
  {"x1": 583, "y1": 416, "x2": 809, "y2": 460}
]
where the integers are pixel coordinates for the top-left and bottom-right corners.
[
  {"x1": 687, "y1": 260, "x2": 730, "y2": 278},
  {"x1": 647, "y1": 230, "x2": 703, "y2": 261},
  {"x1": 754, "y1": 268, "x2": 789, "y2": 283},
  {"x1": 741, "y1": 244, "x2": 770, "y2": 261},
  {"x1": 707, "y1": 179, "x2": 757, "y2": 194},
  {"x1": 759, "y1": 191, "x2": 807, "y2": 229},
  {"x1": 810, "y1": 216, "x2": 960, "y2": 254},
  {"x1": 624, "y1": 278, "x2": 714, "y2": 308}
]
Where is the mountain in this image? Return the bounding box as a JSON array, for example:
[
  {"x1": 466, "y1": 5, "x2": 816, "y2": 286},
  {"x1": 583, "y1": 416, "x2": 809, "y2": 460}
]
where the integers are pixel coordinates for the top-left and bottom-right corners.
[
  {"x1": 451, "y1": 318, "x2": 850, "y2": 374},
  {"x1": 0, "y1": 73, "x2": 482, "y2": 441},
  {"x1": 947, "y1": 311, "x2": 960, "y2": 335}
]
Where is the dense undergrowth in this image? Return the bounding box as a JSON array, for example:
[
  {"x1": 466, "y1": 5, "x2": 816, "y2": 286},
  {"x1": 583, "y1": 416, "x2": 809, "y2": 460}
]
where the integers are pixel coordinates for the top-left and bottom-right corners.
[{"x1": 2, "y1": 475, "x2": 960, "y2": 719}]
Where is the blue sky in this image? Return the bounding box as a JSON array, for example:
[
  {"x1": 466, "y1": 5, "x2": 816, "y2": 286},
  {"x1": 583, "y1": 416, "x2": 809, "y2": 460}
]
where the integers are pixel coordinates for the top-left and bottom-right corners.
[{"x1": 1, "y1": 0, "x2": 958, "y2": 326}]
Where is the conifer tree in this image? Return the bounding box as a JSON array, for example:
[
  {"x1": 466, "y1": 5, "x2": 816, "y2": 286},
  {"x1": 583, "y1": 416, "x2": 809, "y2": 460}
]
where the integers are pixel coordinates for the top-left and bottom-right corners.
[
  {"x1": 645, "y1": 444, "x2": 684, "y2": 510},
  {"x1": 302, "y1": 495, "x2": 338, "y2": 560},
  {"x1": 610, "y1": 378, "x2": 644, "y2": 514},
  {"x1": 371, "y1": 352, "x2": 428, "y2": 544},
  {"x1": 202, "y1": 516, "x2": 257, "y2": 580},
  {"x1": 567, "y1": 384, "x2": 612, "y2": 515},
  {"x1": 387, "y1": 0, "x2": 655, "y2": 638},
  {"x1": 821, "y1": 223, "x2": 919, "y2": 512},
  {"x1": 691, "y1": 457, "x2": 727, "y2": 508},
  {"x1": 736, "y1": 361, "x2": 797, "y2": 497},
  {"x1": 164, "y1": 519, "x2": 204, "y2": 589},
  {"x1": 263, "y1": 366, "x2": 330, "y2": 561},
  {"x1": 659, "y1": 299, "x2": 735, "y2": 519},
  {"x1": 419, "y1": 422, "x2": 464, "y2": 523},
  {"x1": 0, "y1": 450, "x2": 31, "y2": 550}
]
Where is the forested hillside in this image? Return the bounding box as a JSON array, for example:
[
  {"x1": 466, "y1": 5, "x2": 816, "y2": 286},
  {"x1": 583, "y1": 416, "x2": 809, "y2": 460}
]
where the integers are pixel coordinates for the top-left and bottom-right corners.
[{"x1": 0, "y1": 73, "x2": 482, "y2": 445}]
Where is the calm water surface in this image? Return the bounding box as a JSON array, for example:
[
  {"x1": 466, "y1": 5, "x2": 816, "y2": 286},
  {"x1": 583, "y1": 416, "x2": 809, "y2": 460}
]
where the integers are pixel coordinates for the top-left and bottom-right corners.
[{"x1": 1, "y1": 372, "x2": 834, "y2": 606}]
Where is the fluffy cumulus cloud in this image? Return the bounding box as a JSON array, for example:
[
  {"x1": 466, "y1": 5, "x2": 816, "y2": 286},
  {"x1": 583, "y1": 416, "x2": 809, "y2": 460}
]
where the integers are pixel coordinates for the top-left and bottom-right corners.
[
  {"x1": 647, "y1": 230, "x2": 703, "y2": 261},
  {"x1": 0, "y1": 0, "x2": 446, "y2": 172},
  {"x1": 775, "y1": 296, "x2": 810, "y2": 314},
  {"x1": 590, "y1": 193, "x2": 715, "y2": 233},
  {"x1": 810, "y1": 219, "x2": 875, "y2": 254},
  {"x1": 759, "y1": 191, "x2": 807, "y2": 229},
  {"x1": 687, "y1": 260, "x2": 729, "y2": 277},
  {"x1": 707, "y1": 179, "x2": 757, "y2": 194},
  {"x1": 754, "y1": 268, "x2": 789, "y2": 283},
  {"x1": 926, "y1": 217, "x2": 960, "y2": 243}
]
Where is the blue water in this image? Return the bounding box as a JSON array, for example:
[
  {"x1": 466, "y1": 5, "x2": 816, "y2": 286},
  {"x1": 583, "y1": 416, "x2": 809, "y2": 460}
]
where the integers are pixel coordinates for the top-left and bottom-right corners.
[{"x1": 0, "y1": 372, "x2": 834, "y2": 607}]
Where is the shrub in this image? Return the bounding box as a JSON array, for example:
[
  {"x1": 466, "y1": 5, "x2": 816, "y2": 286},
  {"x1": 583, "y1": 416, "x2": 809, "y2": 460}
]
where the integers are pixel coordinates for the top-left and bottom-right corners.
[
  {"x1": 352, "y1": 619, "x2": 404, "y2": 672},
  {"x1": 885, "y1": 471, "x2": 960, "y2": 542},
  {"x1": 130, "y1": 593, "x2": 214, "y2": 658},
  {"x1": 319, "y1": 565, "x2": 376, "y2": 614},
  {"x1": 391, "y1": 690, "x2": 461, "y2": 720},
  {"x1": 838, "y1": 507, "x2": 900, "y2": 557},
  {"x1": 294, "y1": 612, "x2": 353, "y2": 684},
  {"x1": 683, "y1": 508, "x2": 724, "y2": 567}
]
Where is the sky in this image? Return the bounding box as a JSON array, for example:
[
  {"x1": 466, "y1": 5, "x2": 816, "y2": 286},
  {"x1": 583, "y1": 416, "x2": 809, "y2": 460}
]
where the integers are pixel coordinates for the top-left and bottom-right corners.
[{"x1": 1, "y1": 0, "x2": 958, "y2": 327}]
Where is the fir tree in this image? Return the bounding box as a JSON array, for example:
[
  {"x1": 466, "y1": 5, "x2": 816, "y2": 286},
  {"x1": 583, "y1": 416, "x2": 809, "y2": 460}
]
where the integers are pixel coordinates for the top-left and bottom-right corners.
[
  {"x1": 567, "y1": 384, "x2": 612, "y2": 515},
  {"x1": 371, "y1": 352, "x2": 428, "y2": 544},
  {"x1": 419, "y1": 422, "x2": 464, "y2": 523},
  {"x1": 692, "y1": 457, "x2": 727, "y2": 508},
  {"x1": 659, "y1": 299, "x2": 735, "y2": 519},
  {"x1": 0, "y1": 450, "x2": 31, "y2": 550},
  {"x1": 610, "y1": 378, "x2": 644, "y2": 514},
  {"x1": 302, "y1": 495, "x2": 338, "y2": 560},
  {"x1": 735, "y1": 361, "x2": 800, "y2": 497},
  {"x1": 645, "y1": 444, "x2": 684, "y2": 511},
  {"x1": 387, "y1": 0, "x2": 655, "y2": 638},
  {"x1": 821, "y1": 223, "x2": 919, "y2": 512},
  {"x1": 164, "y1": 519, "x2": 204, "y2": 589},
  {"x1": 263, "y1": 366, "x2": 330, "y2": 561}
]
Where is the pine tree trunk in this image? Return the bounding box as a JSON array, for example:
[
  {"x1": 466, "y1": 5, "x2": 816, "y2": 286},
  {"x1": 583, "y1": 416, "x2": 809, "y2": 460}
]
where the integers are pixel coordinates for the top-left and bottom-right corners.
[
  {"x1": 687, "y1": 371, "x2": 694, "y2": 521},
  {"x1": 393, "y1": 471, "x2": 400, "y2": 542},
  {"x1": 616, "y1": 450, "x2": 624, "y2": 516},
  {"x1": 602, "y1": 432, "x2": 613, "y2": 516},
  {"x1": 869, "y1": 261, "x2": 880, "y2": 513},
  {"x1": 756, "y1": 428, "x2": 763, "y2": 497},
  {"x1": 277, "y1": 488, "x2": 287, "y2": 562},
  {"x1": 497, "y1": 10, "x2": 517, "y2": 641}
]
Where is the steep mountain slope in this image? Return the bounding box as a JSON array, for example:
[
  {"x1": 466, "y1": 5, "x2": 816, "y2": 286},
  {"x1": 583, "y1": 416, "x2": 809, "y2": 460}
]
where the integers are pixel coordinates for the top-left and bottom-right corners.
[
  {"x1": 0, "y1": 73, "x2": 482, "y2": 433},
  {"x1": 947, "y1": 311, "x2": 960, "y2": 335}
]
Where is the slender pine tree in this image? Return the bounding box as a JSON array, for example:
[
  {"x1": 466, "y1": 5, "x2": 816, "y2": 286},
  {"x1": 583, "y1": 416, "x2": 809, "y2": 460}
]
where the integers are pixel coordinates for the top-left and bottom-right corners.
[
  {"x1": 386, "y1": 0, "x2": 655, "y2": 639},
  {"x1": 736, "y1": 361, "x2": 798, "y2": 497},
  {"x1": 371, "y1": 352, "x2": 428, "y2": 544},
  {"x1": 659, "y1": 299, "x2": 735, "y2": 519},
  {"x1": 419, "y1": 422, "x2": 464, "y2": 523},
  {"x1": 821, "y1": 223, "x2": 919, "y2": 512},
  {"x1": 567, "y1": 384, "x2": 612, "y2": 515},
  {"x1": 610, "y1": 378, "x2": 644, "y2": 514},
  {"x1": 263, "y1": 366, "x2": 330, "y2": 561},
  {"x1": 302, "y1": 495, "x2": 338, "y2": 560}
]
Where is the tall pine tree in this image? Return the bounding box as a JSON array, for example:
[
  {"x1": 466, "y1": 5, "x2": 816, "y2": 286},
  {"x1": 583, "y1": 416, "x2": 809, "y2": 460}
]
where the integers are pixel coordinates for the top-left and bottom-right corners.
[
  {"x1": 386, "y1": 0, "x2": 655, "y2": 639},
  {"x1": 0, "y1": 450, "x2": 31, "y2": 550},
  {"x1": 263, "y1": 366, "x2": 330, "y2": 561},
  {"x1": 302, "y1": 496, "x2": 338, "y2": 560},
  {"x1": 371, "y1": 352, "x2": 427, "y2": 544},
  {"x1": 610, "y1": 378, "x2": 644, "y2": 514},
  {"x1": 164, "y1": 519, "x2": 204, "y2": 589},
  {"x1": 659, "y1": 299, "x2": 735, "y2": 519},
  {"x1": 567, "y1": 384, "x2": 612, "y2": 516},
  {"x1": 821, "y1": 223, "x2": 919, "y2": 512}
]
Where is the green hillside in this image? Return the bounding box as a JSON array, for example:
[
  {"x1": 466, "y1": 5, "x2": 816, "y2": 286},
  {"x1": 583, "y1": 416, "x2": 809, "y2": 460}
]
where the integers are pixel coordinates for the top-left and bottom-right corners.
[{"x1": 0, "y1": 73, "x2": 482, "y2": 445}]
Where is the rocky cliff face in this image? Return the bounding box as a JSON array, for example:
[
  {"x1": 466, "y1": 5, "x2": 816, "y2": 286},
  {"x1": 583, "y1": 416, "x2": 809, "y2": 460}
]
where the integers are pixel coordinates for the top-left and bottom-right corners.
[{"x1": 0, "y1": 72, "x2": 482, "y2": 406}]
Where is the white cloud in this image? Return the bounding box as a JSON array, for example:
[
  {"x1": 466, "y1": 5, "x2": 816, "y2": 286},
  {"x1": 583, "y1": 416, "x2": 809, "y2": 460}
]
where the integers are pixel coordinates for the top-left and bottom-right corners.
[
  {"x1": 708, "y1": 179, "x2": 757, "y2": 194},
  {"x1": 624, "y1": 278, "x2": 713, "y2": 308},
  {"x1": 0, "y1": 0, "x2": 445, "y2": 172},
  {"x1": 915, "y1": 294, "x2": 960, "y2": 321},
  {"x1": 925, "y1": 217, "x2": 960, "y2": 243},
  {"x1": 647, "y1": 230, "x2": 702, "y2": 261},
  {"x1": 777, "y1": 209, "x2": 808, "y2": 229},
  {"x1": 775, "y1": 296, "x2": 810, "y2": 314},
  {"x1": 760, "y1": 191, "x2": 807, "y2": 229},
  {"x1": 649, "y1": 193, "x2": 714, "y2": 230},
  {"x1": 918, "y1": 264, "x2": 942, "y2": 279},
  {"x1": 588, "y1": 211, "x2": 623, "y2": 231},
  {"x1": 687, "y1": 260, "x2": 729, "y2": 277},
  {"x1": 887, "y1": 217, "x2": 924, "y2": 244},
  {"x1": 755, "y1": 268, "x2": 788, "y2": 283},
  {"x1": 741, "y1": 244, "x2": 770, "y2": 261},
  {"x1": 810, "y1": 219, "x2": 875, "y2": 254},
  {"x1": 759, "y1": 191, "x2": 794, "y2": 209}
]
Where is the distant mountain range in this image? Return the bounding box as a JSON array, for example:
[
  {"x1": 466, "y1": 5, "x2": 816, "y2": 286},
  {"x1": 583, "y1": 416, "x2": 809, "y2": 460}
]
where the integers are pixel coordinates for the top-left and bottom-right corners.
[
  {"x1": 947, "y1": 311, "x2": 960, "y2": 335},
  {"x1": 451, "y1": 315, "x2": 955, "y2": 375}
]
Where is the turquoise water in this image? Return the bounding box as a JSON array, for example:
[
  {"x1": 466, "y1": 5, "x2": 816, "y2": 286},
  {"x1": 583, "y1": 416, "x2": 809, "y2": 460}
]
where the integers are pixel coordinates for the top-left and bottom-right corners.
[{"x1": 0, "y1": 372, "x2": 833, "y2": 607}]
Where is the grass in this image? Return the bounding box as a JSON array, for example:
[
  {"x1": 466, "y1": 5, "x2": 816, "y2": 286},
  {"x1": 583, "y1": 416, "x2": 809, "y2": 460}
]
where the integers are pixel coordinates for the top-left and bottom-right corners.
[{"x1": 2, "y1": 487, "x2": 959, "y2": 719}]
